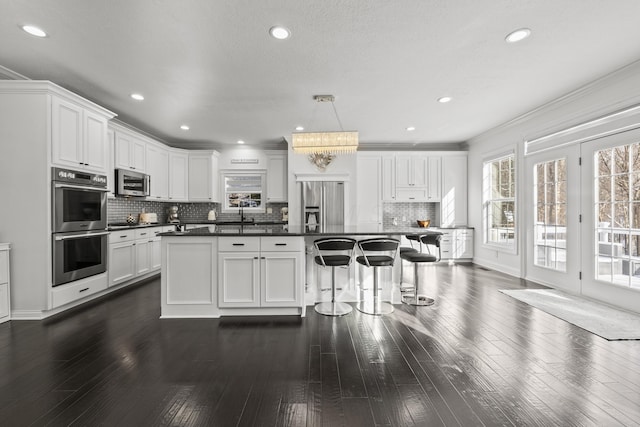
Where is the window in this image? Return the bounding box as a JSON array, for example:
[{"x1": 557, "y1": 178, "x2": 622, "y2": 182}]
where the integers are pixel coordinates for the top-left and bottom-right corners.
[
  {"x1": 483, "y1": 153, "x2": 516, "y2": 251},
  {"x1": 594, "y1": 142, "x2": 640, "y2": 288},
  {"x1": 222, "y1": 172, "x2": 266, "y2": 213},
  {"x1": 533, "y1": 158, "x2": 567, "y2": 272}
]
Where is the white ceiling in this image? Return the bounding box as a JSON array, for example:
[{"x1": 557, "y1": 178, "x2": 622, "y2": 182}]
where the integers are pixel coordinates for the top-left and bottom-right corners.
[{"x1": 2, "y1": 1, "x2": 640, "y2": 150}]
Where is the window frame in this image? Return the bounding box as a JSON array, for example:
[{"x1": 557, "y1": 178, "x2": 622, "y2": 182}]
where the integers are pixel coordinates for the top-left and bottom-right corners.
[
  {"x1": 482, "y1": 151, "x2": 517, "y2": 253},
  {"x1": 220, "y1": 170, "x2": 267, "y2": 214}
]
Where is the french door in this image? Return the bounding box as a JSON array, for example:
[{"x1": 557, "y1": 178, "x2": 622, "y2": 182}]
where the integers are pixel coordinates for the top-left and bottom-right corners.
[
  {"x1": 580, "y1": 128, "x2": 640, "y2": 312},
  {"x1": 525, "y1": 144, "x2": 581, "y2": 293}
]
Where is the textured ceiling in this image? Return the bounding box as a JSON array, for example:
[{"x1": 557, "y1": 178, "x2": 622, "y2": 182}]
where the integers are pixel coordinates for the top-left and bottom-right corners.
[{"x1": 2, "y1": 0, "x2": 640, "y2": 150}]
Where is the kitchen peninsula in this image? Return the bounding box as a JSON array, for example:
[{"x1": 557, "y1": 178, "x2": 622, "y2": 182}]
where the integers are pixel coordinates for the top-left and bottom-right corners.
[{"x1": 159, "y1": 224, "x2": 452, "y2": 318}]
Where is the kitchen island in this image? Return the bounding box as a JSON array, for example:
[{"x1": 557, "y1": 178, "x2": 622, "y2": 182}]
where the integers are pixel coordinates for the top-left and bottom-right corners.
[{"x1": 159, "y1": 224, "x2": 448, "y2": 318}]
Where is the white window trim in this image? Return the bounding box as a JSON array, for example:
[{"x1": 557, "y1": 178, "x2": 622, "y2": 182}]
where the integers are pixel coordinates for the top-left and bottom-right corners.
[
  {"x1": 482, "y1": 151, "x2": 518, "y2": 254},
  {"x1": 220, "y1": 170, "x2": 267, "y2": 214}
]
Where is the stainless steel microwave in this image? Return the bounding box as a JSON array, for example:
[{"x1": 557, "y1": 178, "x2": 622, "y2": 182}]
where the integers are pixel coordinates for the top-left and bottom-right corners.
[{"x1": 116, "y1": 169, "x2": 150, "y2": 197}]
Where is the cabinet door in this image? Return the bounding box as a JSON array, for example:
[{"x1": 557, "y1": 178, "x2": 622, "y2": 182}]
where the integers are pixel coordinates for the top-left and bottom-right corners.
[
  {"x1": 395, "y1": 155, "x2": 413, "y2": 187},
  {"x1": 357, "y1": 154, "x2": 382, "y2": 225},
  {"x1": 169, "y1": 151, "x2": 189, "y2": 201},
  {"x1": 83, "y1": 110, "x2": 108, "y2": 173},
  {"x1": 136, "y1": 239, "x2": 151, "y2": 276},
  {"x1": 114, "y1": 133, "x2": 133, "y2": 170},
  {"x1": 188, "y1": 153, "x2": 213, "y2": 201},
  {"x1": 131, "y1": 138, "x2": 146, "y2": 172},
  {"x1": 426, "y1": 156, "x2": 441, "y2": 201},
  {"x1": 261, "y1": 252, "x2": 301, "y2": 307},
  {"x1": 150, "y1": 237, "x2": 162, "y2": 270},
  {"x1": 382, "y1": 156, "x2": 396, "y2": 201},
  {"x1": 266, "y1": 152, "x2": 287, "y2": 202},
  {"x1": 51, "y1": 97, "x2": 83, "y2": 168},
  {"x1": 109, "y1": 241, "x2": 136, "y2": 286},
  {"x1": 218, "y1": 252, "x2": 260, "y2": 307},
  {"x1": 107, "y1": 129, "x2": 116, "y2": 196},
  {"x1": 453, "y1": 230, "x2": 473, "y2": 259},
  {"x1": 413, "y1": 157, "x2": 428, "y2": 188},
  {"x1": 147, "y1": 144, "x2": 169, "y2": 199}
]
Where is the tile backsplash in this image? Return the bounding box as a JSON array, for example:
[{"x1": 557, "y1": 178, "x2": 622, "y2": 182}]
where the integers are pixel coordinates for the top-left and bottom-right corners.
[
  {"x1": 107, "y1": 197, "x2": 288, "y2": 224},
  {"x1": 382, "y1": 202, "x2": 438, "y2": 228}
]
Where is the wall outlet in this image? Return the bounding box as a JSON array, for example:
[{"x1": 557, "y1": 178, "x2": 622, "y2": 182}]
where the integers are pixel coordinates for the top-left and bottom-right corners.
[
  {"x1": 267, "y1": 207, "x2": 273, "y2": 214},
  {"x1": 402, "y1": 216, "x2": 406, "y2": 222}
]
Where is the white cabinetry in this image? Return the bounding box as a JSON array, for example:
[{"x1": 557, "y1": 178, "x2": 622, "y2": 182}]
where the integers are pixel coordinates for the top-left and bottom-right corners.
[
  {"x1": 441, "y1": 155, "x2": 468, "y2": 227},
  {"x1": 0, "y1": 244, "x2": 11, "y2": 323},
  {"x1": 169, "y1": 150, "x2": 189, "y2": 201},
  {"x1": 109, "y1": 226, "x2": 170, "y2": 287},
  {"x1": 51, "y1": 95, "x2": 110, "y2": 174},
  {"x1": 382, "y1": 156, "x2": 396, "y2": 201},
  {"x1": 114, "y1": 129, "x2": 146, "y2": 172},
  {"x1": 188, "y1": 151, "x2": 220, "y2": 202},
  {"x1": 440, "y1": 229, "x2": 473, "y2": 260},
  {"x1": 426, "y1": 156, "x2": 441, "y2": 202},
  {"x1": 357, "y1": 153, "x2": 383, "y2": 226},
  {"x1": 218, "y1": 237, "x2": 303, "y2": 309},
  {"x1": 265, "y1": 151, "x2": 287, "y2": 202},
  {"x1": 394, "y1": 154, "x2": 441, "y2": 202},
  {"x1": 146, "y1": 143, "x2": 170, "y2": 200}
]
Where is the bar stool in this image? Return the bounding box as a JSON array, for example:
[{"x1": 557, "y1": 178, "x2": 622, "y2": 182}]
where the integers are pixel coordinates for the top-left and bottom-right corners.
[
  {"x1": 400, "y1": 234, "x2": 420, "y2": 292},
  {"x1": 400, "y1": 233, "x2": 442, "y2": 306},
  {"x1": 313, "y1": 237, "x2": 357, "y2": 316},
  {"x1": 356, "y1": 237, "x2": 400, "y2": 315}
]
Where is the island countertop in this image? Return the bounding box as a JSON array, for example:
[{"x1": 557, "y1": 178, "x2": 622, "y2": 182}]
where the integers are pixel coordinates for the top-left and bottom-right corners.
[{"x1": 159, "y1": 224, "x2": 458, "y2": 237}]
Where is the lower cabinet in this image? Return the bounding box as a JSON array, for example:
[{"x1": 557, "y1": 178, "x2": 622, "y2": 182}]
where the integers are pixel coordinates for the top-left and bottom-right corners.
[
  {"x1": 440, "y1": 229, "x2": 474, "y2": 260},
  {"x1": 218, "y1": 236, "x2": 303, "y2": 308},
  {"x1": 109, "y1": 226, "x2": 171, "y2": 287}
]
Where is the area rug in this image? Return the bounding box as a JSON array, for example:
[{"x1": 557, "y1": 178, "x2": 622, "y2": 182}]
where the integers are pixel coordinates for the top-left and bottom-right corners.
[{"x1": 499, "y1": 288, "x2": 640, "y2": 340}]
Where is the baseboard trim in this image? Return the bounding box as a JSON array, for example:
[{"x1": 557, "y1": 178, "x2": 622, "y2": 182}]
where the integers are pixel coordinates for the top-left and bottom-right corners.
[{"x1": 473, "y1": 258, "x2": 521, "y2": 278}]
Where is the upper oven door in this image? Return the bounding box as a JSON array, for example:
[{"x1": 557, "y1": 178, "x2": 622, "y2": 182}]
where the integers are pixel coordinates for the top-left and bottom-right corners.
[{"x1": 53, "y1": 183, "x2": 108, "y2": 233}]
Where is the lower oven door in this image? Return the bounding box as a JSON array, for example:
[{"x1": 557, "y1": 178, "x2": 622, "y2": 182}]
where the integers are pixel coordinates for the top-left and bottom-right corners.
[{"x1": 53, "y1": 230, "x2": 109, "y2": 287}]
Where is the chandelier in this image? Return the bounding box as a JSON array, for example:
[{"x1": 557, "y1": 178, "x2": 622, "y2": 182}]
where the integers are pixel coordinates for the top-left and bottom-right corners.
[{"x1": 292, "y1": 95, "x2": 358, "y2": 154}]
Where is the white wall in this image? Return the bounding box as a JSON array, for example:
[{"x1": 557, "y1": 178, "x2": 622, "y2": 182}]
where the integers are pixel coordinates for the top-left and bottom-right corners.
[{"x1": 467, "y1": 58, "x2": 640, "y2": 279}]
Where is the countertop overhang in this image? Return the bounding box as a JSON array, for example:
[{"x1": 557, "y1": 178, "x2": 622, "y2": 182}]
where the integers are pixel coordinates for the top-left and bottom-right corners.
[{"x1": 159, "y1": 225, "x2": 467, "y2": 237}]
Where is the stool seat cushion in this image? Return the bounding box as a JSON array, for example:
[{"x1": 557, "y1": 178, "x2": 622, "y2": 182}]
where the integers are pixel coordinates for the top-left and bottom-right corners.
[
  {"x1": 400, "y1": 252, "x2": 437, "y2": 263},
  {"x1": 315, "y1": 254, "x2": 352, "y2": 267},
  {"x1": 400, "y1": 246, "x2": 418, "y2": 254},
  {"x1": 356, "y1": 255, "x2": 395, "y2": 267}
]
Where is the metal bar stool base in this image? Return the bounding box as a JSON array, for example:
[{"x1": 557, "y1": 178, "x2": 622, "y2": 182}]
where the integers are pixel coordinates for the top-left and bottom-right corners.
[
  {"x1": 315, "y1": 301, "x2": 353, "y2": 316},
  {"x1": 402, "y1": 295, "x2": 435, "y2": 306},
  {"x1": 356, "y1": 300, "x2": 394, "y2": 315}
]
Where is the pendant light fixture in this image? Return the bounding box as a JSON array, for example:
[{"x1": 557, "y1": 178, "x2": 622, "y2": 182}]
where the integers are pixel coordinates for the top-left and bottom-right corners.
[{"x1": 292, "y1": 95, "x2": 358, "y2": 154}]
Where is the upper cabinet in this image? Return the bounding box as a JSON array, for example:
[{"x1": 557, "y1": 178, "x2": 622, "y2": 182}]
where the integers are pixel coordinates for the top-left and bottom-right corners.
[
  {"x1": 265, "y1": 151, "x2": 287, "y2": 202},
  {"x1": 51, "y1": 96, "x2": 111, "y2": 174},
  {"x1": 146, "y1": 142, "x2": 170, "y2": 200},
  {"x1": 114, "y1": 129, "x2": 146, "y2": 172},
  {"x1": 169, "y1": 150, "x2": 189, "y2": 201},
  {"x1": 188, "y1": 150, "x2": 220, "y2": 202},
  {"x1": 392, "y1": 154, "x2": 441, "y2": 202}
]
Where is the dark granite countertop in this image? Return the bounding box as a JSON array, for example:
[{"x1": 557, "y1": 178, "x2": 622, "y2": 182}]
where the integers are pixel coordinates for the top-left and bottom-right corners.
[
  {"x1": 108, "y1": 223, "x2": 177, "y2": 231},
  {"x1": 160, "y1": 224, "x2": 461, "y2": 237}
]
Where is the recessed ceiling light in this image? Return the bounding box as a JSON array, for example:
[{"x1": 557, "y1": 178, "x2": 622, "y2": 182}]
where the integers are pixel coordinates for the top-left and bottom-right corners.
[
  {"x1": 295, "y1": 126, "x2": 304, "y2": 131},
  {"x1": 130, "y1": 93, "x2": 144, "y2": 101},
  {"x1": 505, "y1": 28, "x2": 531, "y2": 43},
  {"x1": 21, "y1": 25, "x2": 47, "y2": 38},
  {"x1": 406, "y1": 126, "x2": 416, "y2": 132},
  {"x1": 438, "y1": 96, "x2": 452, "y2": 103},
  {"x1": 237, "y1": 140, "x2": 245, "y2": 145},
  {"x1": 269, "y1": 26, "x2": 291, "y2": 40},
  {"x1": 180, "y1": 125, "x2": 190, "y2": 131}
]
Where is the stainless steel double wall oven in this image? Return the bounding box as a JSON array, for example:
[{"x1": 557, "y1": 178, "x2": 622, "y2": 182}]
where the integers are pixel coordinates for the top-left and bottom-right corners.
[{"x1": 52, "y1": 167, "x2": 109, "y2": 286}]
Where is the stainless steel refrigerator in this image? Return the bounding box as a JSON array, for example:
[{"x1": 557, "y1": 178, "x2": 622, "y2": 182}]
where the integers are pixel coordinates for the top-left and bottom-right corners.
[{"x1": 301, "y1": 181, "x2": 345, "y2": 231}]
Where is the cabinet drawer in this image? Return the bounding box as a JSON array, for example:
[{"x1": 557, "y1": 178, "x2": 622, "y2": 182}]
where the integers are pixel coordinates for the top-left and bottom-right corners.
[
  {"x1": 110, "y1": 229, "x2": 136, "y2": 243},
  {"x1": 0, "y1": 250, "x2": 8, "y2": 284},
  {"x1": 51, "y1": 273, "x2": 108, "y2": 308},
  {"x1": 135, "y1": 228, "x2": 158, "y2": 240},
  {"x1": 396, "y1": 188, "x2": 428, "y2": 201},
  {"x1": 261, "y1": 237, "x2": 303, "y2": 252},
  {"x1": 218, "y1": 237, "x2": 261, "y2": 252}
]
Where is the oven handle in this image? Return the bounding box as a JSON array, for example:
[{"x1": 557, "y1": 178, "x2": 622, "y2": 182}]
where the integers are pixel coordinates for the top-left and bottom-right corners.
[
  {"x1": 54, "y1": 183, "x2": 110, "y2": 192},
  {"x1": 54, "y1": 231, "x2": 110, "y2": 241}
]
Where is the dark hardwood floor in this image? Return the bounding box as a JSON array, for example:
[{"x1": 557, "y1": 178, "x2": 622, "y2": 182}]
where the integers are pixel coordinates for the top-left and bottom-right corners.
[{"x1": 2, "y1": 264, "x2": 640, "y2": 426}]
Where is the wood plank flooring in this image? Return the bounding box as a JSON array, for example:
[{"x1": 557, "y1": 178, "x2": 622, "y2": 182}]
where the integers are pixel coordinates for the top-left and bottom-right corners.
[{"x1": 2, "y1": 264, "x2": 640, "y2": 426}]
